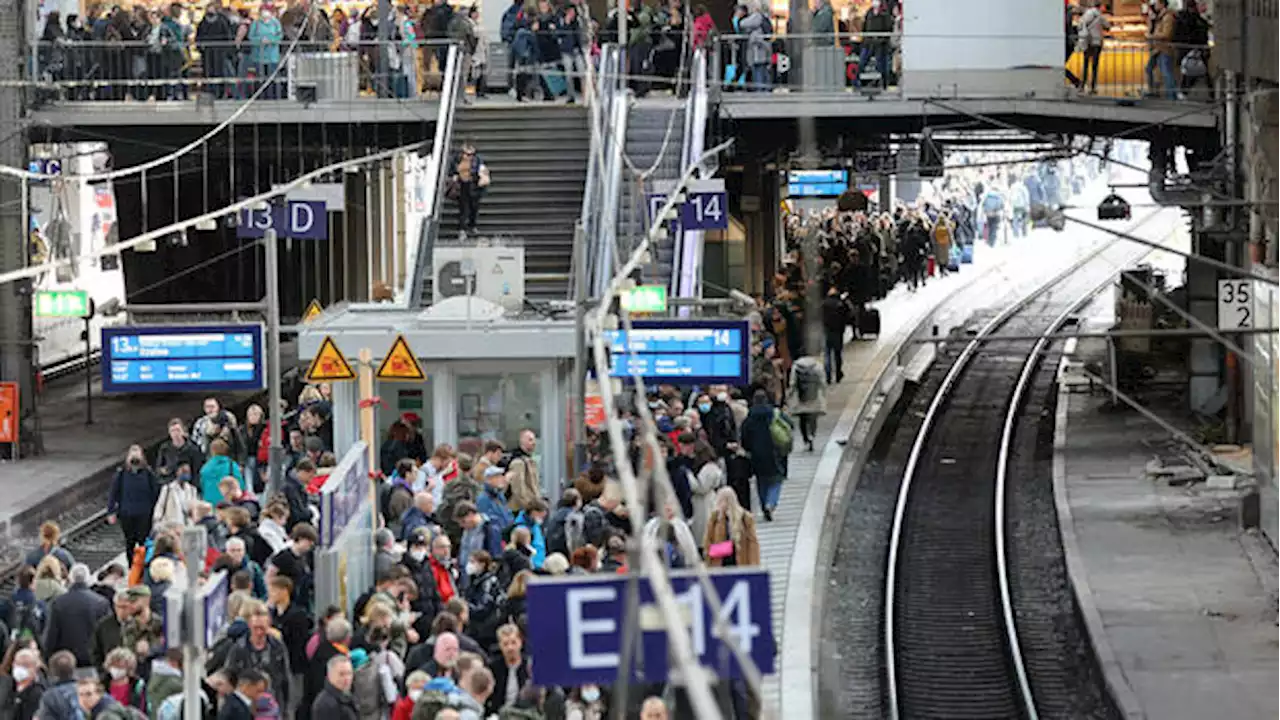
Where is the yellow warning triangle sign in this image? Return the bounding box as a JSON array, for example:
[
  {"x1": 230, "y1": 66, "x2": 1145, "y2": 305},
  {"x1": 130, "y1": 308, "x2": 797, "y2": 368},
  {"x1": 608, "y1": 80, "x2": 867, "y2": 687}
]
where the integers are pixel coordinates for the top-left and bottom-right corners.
[
  {"x1": 302, "y1": 299, "x2": 324, "y2": 324},
  {"x1": 376, "y1": 335, "x2": 425, "y2": 381},
  {"x1": 306, "y1": 336, "x2": 356, "y2": 382}
]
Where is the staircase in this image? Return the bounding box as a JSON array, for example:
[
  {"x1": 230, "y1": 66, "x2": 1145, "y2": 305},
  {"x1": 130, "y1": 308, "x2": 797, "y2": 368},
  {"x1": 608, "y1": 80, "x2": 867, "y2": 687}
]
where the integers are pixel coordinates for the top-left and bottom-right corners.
[
  {"x1": 428, "y1": 103, "x2": 590, "y2": 303},
  {"x1": 617, "y1": 103, "x2": 687, "y2": 290}
]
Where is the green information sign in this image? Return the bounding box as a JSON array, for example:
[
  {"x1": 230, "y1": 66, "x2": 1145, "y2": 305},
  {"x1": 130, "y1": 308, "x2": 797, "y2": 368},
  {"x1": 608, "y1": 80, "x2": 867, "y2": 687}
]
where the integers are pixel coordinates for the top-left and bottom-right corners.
[
  {"x1": 620, "y1": 285, "x2": 668, "y2": 313},
  {"x1": 34, "y1": 290, "x2": 91, "y2": 318}
]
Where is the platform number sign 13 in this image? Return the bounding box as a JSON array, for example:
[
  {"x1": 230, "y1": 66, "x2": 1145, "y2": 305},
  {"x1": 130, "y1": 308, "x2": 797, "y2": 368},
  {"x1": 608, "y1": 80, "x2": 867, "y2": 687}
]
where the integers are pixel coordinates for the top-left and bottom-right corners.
[{"x1": 1217, "y1": 279, "x2": 1254, "y2": 330}]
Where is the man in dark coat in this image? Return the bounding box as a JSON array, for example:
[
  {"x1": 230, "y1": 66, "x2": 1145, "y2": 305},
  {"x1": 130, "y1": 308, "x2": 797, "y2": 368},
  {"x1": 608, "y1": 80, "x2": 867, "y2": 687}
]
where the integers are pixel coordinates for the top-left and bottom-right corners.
[
  {"x1": 90, "y1": 593, "x2": 130, "y2": 670},
  {"x1": 310, "y1": 655, "x2": 358, "y2": 720},
  {"x1": 42, "y1": 564, "x2": 110, "y2": 668},
  {"x1": 739, "y1": 389, "x2": 789, "y2": 522},
  {"x1": 217, "y1": 668, "x2": 267, "y2": 720},
  {"x1": 299, "y1": 617, "x2": 350, "y2": 720}
]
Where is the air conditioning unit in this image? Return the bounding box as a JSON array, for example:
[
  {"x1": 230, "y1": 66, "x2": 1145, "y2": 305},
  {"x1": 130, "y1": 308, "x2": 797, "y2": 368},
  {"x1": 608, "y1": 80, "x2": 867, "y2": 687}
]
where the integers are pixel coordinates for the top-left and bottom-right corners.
[{"x1": 432, "y1": 246, "x2": 525, "y2": 311}]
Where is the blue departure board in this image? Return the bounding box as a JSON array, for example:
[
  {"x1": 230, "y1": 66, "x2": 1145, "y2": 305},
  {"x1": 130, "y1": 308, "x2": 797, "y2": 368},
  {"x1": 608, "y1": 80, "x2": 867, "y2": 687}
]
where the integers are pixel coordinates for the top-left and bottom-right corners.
[
  {"x1": 101, "y1": 324, "x2": 266, "y2": 393},
  {"x1": 788, "y1": 169, "x2": 848, "y2": 197},
  {"x1": 603, "y1": 319, "x2": 750, "y2": 385}
]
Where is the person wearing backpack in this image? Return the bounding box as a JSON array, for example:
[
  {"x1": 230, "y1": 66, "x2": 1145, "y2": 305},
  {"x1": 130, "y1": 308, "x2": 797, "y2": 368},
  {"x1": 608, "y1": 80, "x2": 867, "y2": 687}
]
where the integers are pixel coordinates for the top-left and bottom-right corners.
[
  {"x1": 544, "y1": 489, "x2": 583, "y2": 557},
  {"x1": 786, "y1": 355, "x2": 827, "y2": 452},
  {"x1": 738, "y1": 389, "x2": 790, "y2": 522}
]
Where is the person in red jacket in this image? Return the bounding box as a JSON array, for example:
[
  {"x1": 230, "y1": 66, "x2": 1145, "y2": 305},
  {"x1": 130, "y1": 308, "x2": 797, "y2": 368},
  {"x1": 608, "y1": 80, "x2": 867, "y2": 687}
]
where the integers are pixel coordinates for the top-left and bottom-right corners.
[
  {"x1": 428, "y1": 533, "x2": 457, "y2": 603},
  {"x1": 390, "y1": 671, "x2": 431, "y2": 720}
]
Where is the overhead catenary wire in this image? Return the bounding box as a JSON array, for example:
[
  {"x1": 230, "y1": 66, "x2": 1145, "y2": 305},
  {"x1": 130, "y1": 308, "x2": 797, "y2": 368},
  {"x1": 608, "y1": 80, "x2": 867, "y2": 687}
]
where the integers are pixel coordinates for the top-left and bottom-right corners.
[
  {"x1": 0, "y1": 139, "x2": 430, "y2": 288},
  {"x1": 589, "y1": 138, "x2": 735, "y2": 720}
]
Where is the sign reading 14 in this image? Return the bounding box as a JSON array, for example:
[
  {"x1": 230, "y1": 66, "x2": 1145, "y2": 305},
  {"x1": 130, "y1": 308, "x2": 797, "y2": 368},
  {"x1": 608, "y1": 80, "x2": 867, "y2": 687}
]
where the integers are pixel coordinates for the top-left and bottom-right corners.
[{"x1": 711, "y1": 329, "x2": 734, "y2": 346}]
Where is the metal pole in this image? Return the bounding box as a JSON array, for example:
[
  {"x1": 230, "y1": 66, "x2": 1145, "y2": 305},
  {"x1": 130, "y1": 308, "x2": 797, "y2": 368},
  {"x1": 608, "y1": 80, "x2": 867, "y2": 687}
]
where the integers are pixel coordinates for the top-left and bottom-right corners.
[
  {"x1": 572, "y1": 224, "x2": 588, "y2": 473},
  {"x1": 265, "y1": 230, "x2": 285, "y2": 499},
  {"x1": 181, "y1": 525, "x2": 208, "y2": 720},
  {"x1": 377, "y1": 0, "x2": 392, "y2": 97},
  {"x1": 83, "y1": 314, "x2": 93, "y2": 425},
  {"x1": 1107, "y1": 337, "x2": 1119, "y2": 407}
]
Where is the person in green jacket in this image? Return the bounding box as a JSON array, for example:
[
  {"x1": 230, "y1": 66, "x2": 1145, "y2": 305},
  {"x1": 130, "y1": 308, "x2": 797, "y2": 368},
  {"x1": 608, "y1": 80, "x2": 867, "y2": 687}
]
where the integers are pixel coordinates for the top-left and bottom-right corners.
[
  {"x1": 146, "y1": 649, "x2": 185, "y2": 715},
  {"x1": 200, "y1": 437, "x2": 244, "y2": 504}
]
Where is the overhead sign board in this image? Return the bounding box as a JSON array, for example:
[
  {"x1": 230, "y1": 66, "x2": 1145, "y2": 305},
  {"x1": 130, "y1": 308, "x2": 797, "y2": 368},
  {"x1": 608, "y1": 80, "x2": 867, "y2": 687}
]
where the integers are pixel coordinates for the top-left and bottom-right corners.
[
  {"x1": 646, "y1": 178, "x2": 729, "y2": 231},
  {"x1": 318, "y1": 442, "x2": 371, "y2": 547},
  {"x1": 603, "y1": 319, "x2": 750, "y2": 385},
  {"x1": 34, "y1": 290, "x2": 90, "y2": 318},
  {"x1": 101, "y1": 324, "x2": 265, "y2": 394},
  {"x1": 237, "y1": 201, "x2": 328, "y2": 240},
  {"x1": 787, "y1": 169, "x2": 849, "y2": 197},
  {"x1": 306, "y1": 336, "x2": 356, "y2": 382},
  {"x1": 526, "y1": 568, "x2": 774, "y2": 687},
  {"x1": 376, "y1": 335, "x2": 426, "y2": 381},
  {"x1": 1217, "y1": 279, "x2": 1254, "y2": 330},
  {"x1": 620, "y1": 285, "x2": 668, "y2": 314}
]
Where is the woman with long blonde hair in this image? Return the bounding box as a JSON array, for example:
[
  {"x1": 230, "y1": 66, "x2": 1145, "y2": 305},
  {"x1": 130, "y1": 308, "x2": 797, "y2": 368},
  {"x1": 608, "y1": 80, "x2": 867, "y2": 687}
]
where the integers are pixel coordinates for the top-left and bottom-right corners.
[{"x1": 703, "y1": 486, "x2": 760, "y2": 567}]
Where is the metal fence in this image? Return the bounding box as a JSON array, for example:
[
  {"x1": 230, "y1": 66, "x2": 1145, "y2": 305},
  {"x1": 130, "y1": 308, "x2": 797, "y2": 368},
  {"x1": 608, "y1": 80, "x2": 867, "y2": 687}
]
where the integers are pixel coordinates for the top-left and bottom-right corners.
[
  {"x1": 30, "y1": 38, "x2": 458, "y2": 102},
  {"x1": 314, "y1": 441, "x2": 375, "y2": 618}
]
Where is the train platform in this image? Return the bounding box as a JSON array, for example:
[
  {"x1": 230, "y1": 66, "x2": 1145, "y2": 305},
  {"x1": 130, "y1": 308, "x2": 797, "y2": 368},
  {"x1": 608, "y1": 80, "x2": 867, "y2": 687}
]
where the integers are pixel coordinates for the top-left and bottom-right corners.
[
  {"x1": 761, "y1": 234, "x2": 1053, "y2": 713},
  {"x1": 1055, "y1": 359, "x2": 1279, "y2": 716},
  {"x1": 0, "y1": 342, "x2": 293, "y2": 556}
]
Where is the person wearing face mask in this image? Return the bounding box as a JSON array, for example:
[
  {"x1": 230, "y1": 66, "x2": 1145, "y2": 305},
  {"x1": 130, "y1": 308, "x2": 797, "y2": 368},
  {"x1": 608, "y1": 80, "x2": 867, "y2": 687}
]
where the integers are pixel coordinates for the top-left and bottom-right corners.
[
  {"x1": 461, "y1": 551, "x2": 504, "y2": 649},
  {"x1": 697, "y1": 391, "x2": 739, "y2": 460},
  {"x1": 1, "y1": 647, "x2": 45, "y2": 720},
  {"x1": 152, "y1": 459, "x2": 198, "y2": 528},
  {"x1": 102, "y1": 647, "x2": 145, "y2": 712},
  {"x1": 565, "y1": 683, "x2": 605, "y2": 720},
  {"x1": 391, "y1": 670, "x2": 430, "y2": 720},
  {"x1": 106, "y1": 445, "x2": 161, "y2": 559}
]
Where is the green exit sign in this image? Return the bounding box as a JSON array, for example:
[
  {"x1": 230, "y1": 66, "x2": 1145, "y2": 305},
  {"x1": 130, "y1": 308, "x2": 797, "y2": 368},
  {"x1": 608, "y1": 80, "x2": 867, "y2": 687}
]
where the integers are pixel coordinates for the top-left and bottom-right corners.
[
  {"x1": 620, "y1": 285, "x2": 668, "y2": 313},
  {"x1": 34, "y1": 290, "x2": 91, "y2": 318}
]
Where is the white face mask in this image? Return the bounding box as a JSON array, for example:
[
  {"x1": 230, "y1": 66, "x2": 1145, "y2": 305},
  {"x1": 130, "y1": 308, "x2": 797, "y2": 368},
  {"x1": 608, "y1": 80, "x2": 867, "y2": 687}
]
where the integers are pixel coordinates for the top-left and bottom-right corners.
[
  {"x1": 408, "y1": 689, "x2": 423, "y2": 702},
  {"x1": 108, "y1": 667, "x2": 127, "y2": 680},
  {"x1": 11, "y1": 666, "x2": 30, "y2": 684},
  {"x1": 410, "y1": 549, "x2": 427, "y2": 562},
  {"x1": 716, "y1": 392, "x2": 728, "y2": 402},
  {"x1": 466, "y1": 562, "x2": 482, "y2": 576},
  {"x1": 581, "y1": 686, "x2": 601, "y2": 704}
]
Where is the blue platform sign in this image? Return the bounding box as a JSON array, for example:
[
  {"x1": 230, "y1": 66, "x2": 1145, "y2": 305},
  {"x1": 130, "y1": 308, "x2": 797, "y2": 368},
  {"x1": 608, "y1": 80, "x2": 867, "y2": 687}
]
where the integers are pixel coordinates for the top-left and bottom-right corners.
[
  {"x1": 318, "y1": 442, "x2": 370, "y2": 547},
  {"x1": 101, "y1": 324, "x2": 265, "y2": 394},
  {"x1": 525, "y1": 569, "x2": 774, "y2": 687},
  {"x1": 201, "y1": 571, "x2": 229, "y2": 649},
  {"x1": 603, "y1": 319, "x2": 750, "y2": 385},
  {"x1": 237, "y1": 200, "x2": 328, "y2": 240},
  {"x1": 645, "y1": 178, "x2": 729, "y2": 231}
]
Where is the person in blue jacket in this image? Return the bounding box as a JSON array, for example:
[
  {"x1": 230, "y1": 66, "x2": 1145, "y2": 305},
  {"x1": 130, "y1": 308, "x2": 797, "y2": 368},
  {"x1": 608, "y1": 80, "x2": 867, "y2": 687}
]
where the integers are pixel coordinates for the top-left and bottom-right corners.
[
  {"x1": 200, "y1": 437, "x2": 245, "y2": 504},
  {"x1": 513, "y1": 500, "x2": 548, "y2": 569},
  {"x1": 454, "y1": 501, "x2": 503, "y2": 590},
  {"x1": 475, "y1": 467, "x2": 515, "y2": 532},
  {"x1": 106, "y1": 444, "x2": 161, "y2": 558}
]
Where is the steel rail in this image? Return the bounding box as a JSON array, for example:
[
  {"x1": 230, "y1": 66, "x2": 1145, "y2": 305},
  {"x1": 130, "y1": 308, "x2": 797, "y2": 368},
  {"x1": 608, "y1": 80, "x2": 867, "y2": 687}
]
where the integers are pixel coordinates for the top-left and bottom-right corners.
[{"x1": 883, "y1": 206, "x2": 1164, "y2": 720}]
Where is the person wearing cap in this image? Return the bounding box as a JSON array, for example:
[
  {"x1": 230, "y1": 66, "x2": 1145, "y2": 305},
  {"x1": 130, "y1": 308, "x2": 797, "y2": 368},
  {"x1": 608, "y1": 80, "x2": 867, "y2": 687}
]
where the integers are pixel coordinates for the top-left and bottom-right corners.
[
  {"x1": 120, "y1": 585, "x2": 163, "y2": 666},
  {"x1": 475, "y1": 467, "x2": 515, "y2": 533}
]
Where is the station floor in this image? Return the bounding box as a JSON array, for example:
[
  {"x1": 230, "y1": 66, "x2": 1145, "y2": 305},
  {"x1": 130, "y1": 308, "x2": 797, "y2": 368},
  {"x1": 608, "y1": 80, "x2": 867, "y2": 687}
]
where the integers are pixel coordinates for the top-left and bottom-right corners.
[{"x1": 1056, "y1": 304, "x2": 1279, "y2": 719}]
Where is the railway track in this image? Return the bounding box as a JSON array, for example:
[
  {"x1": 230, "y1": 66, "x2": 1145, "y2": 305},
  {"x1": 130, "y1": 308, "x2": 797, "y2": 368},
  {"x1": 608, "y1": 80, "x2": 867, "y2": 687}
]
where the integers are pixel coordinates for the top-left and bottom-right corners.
[
  {"x1": 0, "y1": 509, "x2": 117, "y2": 595},
  {"x1": 883, "y1": 236, "x2": 1153, "y2": 720}
]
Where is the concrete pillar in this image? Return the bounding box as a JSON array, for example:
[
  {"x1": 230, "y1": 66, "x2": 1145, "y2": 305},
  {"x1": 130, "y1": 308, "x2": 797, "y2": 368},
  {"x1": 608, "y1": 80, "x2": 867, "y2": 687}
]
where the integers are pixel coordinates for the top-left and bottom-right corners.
[
  {"x1": 1185, "y1": 242, "x2": 1223, "y2": 414},
  {"x1": 893, "y1": 144, "x2": 923, "y2": 206},
  {"x1": 0, "y1": 1, "x2": 34, "y2": 458}
]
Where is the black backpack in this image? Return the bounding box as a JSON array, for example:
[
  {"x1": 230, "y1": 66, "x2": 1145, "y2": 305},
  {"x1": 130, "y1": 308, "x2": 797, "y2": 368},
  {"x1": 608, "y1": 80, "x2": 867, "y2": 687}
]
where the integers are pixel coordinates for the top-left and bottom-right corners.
[{"x1": 9, "y1": 600, "x2": 45, "y2": 643}]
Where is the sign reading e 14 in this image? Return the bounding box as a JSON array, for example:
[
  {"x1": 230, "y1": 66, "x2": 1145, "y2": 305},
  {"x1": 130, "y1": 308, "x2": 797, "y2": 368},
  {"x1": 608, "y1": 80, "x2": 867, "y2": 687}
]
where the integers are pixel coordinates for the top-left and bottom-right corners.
[
  {"x1": 525, "y1": 568, "x2": 773, "y2": 687},
  {"x1": 237, "y1": 200, "x2": 328, "y2": 240},
  {"x1": 646, "y1": 178, "x2": 729, "y2": 231}
]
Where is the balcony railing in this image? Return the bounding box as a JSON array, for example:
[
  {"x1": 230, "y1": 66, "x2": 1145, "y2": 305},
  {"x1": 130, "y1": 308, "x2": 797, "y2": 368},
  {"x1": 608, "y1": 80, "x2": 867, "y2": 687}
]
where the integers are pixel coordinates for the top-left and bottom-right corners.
[{"x1": 26, "y1": 32, "x2": 1218, "y2": 108}]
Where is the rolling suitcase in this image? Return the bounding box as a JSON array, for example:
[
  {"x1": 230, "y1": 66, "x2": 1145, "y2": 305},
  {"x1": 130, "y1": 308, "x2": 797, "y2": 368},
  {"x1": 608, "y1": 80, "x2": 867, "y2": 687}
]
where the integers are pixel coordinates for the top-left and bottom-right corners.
[
  {"x1": 927, "y1": 256, "x2": 936, "y2": 277},
  {"x1": 961, "y1": 243, "x2": 974, "y2": 264},
  {"x1": 858, "y1": 306, "x2": 881, "y2": 337}
]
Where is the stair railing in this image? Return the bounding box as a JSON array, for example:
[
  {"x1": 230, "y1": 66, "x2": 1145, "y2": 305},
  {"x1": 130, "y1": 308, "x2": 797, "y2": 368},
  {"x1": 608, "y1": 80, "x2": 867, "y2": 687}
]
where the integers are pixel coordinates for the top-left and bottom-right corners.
[
  {"x1": 584, "y1": 45, "x2": 629, "y2": 299},
  {"x1": 672, "y1": 48, "x2": 709, "y2": 304},
  {"x1": 405, "y1": 42, "x2": 464, "y2": 308}
]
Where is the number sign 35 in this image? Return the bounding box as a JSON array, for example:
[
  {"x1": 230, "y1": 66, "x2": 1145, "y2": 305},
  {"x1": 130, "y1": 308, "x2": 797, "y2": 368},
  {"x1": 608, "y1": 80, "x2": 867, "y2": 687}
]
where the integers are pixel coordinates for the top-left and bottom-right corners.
[{"x1": 1217, "y1": 280, "x2": 1254, "y2": 330}]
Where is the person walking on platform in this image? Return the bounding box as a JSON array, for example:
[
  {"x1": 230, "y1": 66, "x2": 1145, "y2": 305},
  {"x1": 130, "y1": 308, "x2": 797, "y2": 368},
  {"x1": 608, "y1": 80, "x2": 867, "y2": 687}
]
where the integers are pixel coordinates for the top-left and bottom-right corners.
[
  {"x1": 820, "y1": 286, "x2": 848, "y2": 384},
  {"x1": 156, "y1": 418, "x2": 204, "y2": 481},
  {"x1": 200, "y1": 438, "x2": 244, "y2": 505},
  {"x1": 739, "y1": 389, "x2": 790, "y2": 522},
  {"x1": 786, "y1": 355, "x2": 827, "y2": 452},
  {"x1": 42, "y1": 563, "x2": 110, "y2": 669},
  {"x1": 106, "y1": 444, "x2": 160, "y2": 558}
]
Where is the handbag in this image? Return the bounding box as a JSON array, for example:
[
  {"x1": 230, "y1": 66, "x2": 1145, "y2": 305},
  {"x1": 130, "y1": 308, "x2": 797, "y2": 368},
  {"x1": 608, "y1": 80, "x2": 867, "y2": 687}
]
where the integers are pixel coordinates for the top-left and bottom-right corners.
[
  {"x1": 708, "y1": 540, "x2": 734, "y2": 559},
  {"x1": 445, "y1": 177, "x2": 460, "y2": 201}
]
